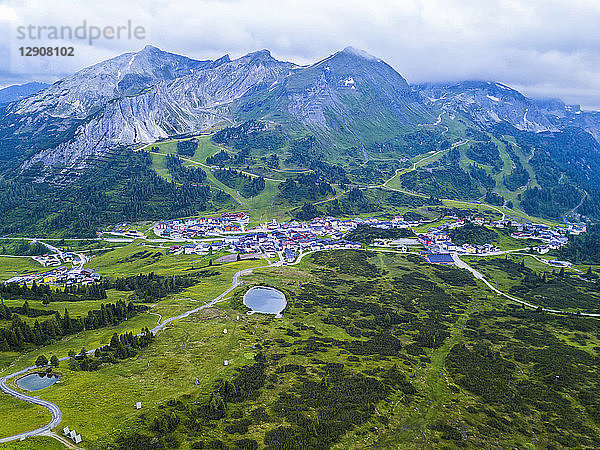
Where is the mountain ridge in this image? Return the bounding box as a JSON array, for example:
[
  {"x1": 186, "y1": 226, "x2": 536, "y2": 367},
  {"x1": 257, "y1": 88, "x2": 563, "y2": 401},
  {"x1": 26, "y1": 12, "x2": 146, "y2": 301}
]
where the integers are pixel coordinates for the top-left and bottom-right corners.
[
  {"x1": 6, "y1": 46, "x2": 600, "y2": 174},
  {"x1": 3, "y1": 45, "x2": 600, "y2": 224},
  {"x1": 13, "y1": 46, "x2": 430, "y2": 173}
]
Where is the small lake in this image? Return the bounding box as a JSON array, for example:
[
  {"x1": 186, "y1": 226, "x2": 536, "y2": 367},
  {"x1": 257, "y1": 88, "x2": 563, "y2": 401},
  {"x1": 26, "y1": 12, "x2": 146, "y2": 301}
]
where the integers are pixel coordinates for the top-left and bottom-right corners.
[
  {"x1": 16, "y1": 373, "x2": 60, "y2": 391},
  {"x1": 243, "y1": 286, "x2": 287, "y2": 317}
]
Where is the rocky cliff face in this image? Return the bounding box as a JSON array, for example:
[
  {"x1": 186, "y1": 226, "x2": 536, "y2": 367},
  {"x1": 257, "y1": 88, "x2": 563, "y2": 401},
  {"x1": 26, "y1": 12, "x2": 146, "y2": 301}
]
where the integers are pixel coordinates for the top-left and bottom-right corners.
[
  {"x1": 4, "y1": 46, "x2": 600, "y2": 179},
  {"x1": 10, "y1": 45, "x2": 209, "y2": 119},
  {"x1": 250, "y1": 47, "x2": 429, "y2": 144},
  {"x1": 534, "y1": 98, "x2": 600, "y2": 143},
  {"x1": 22, "y1": 49, "x2": 295, "y2": 171},
  {"x1": 0, "y1": 45, "x2": 217, "y2": 173},
  {"x1": 19, "y1": 46, "x2": 430, "y2": 172}
]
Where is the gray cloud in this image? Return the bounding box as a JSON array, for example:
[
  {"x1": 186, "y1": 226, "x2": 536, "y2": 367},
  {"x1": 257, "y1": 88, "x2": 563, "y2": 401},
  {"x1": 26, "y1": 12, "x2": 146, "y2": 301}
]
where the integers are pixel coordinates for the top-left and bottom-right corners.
[{"x1": 1, "y1": 0, "x2": 600, "y2": 109}]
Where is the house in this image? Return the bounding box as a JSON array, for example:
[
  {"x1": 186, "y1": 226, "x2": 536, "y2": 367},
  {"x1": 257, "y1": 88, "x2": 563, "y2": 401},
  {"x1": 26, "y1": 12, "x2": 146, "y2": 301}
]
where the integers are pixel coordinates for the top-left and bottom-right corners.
[
  {"x1": 43, "y1": 275, "x2": 57, "y2": 284},
  {"x1": 284, "y1": 248, "x2": 297, "y2": 263},
  {"x1": 421, "y1": 252, "x2": 454, "y2": 265},
  {"x1": 462, "y1": 244, "x2": 476, "y2": 253}
]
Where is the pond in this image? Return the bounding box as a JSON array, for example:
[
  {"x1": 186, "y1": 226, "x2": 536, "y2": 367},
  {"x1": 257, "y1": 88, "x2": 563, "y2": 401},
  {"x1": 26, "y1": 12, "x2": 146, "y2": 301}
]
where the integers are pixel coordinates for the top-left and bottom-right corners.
[
  {"x1": 16, "y1": 373, "x2": 60, "y2": 391},
  {"x1": 243, "y1": 286, "x2": 287, "y2": 317}
]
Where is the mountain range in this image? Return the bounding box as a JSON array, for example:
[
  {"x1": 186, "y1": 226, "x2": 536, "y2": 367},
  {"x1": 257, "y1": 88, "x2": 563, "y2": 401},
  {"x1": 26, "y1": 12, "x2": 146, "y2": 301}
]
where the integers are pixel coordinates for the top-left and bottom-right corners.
[{"x1": 2, "y1": 45, "x2": 600, "y2": 232}]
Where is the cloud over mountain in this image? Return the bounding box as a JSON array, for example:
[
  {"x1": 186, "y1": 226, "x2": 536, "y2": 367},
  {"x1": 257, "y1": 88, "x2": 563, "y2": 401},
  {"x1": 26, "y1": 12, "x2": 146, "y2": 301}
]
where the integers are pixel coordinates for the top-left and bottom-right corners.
[{"x1": 1, "y1": 0, "x2": 600, "y2": 108}]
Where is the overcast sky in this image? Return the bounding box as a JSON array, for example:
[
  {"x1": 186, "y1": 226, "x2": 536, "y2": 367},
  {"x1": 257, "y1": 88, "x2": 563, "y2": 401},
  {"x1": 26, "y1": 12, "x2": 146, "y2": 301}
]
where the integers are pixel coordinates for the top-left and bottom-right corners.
[{"x1": 1, "y1": 0, "x2": 600, "y2": 109}]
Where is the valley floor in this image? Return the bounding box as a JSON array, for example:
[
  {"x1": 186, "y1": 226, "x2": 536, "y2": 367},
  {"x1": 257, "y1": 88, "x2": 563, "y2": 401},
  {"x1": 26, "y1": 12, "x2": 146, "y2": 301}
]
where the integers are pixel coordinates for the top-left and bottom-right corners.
[{"x1": 0, "y1": 225, "x2": 599, "y2": 448}]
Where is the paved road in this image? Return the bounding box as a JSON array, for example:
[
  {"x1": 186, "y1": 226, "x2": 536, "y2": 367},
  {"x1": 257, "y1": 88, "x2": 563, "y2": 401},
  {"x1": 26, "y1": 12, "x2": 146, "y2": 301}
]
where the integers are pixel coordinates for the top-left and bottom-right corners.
[
  {"x1": 452, "y1": 253, "x2": 600, "y2": 317},
  {"x1": 0, "y1": 367, "x2": 63, "y2": 443},
  {"x1": 36, "y1": 239, "x2": 88, "y2": 268},
  {"x1": 0, "y1": 263, "x2": 268, "y2": 443},
  {"x1": 150, "y1": 265, "x2": 265, "y2": 334},
  {"x1": 37, "y1": 240, "x2": 64, "y2": 258}
]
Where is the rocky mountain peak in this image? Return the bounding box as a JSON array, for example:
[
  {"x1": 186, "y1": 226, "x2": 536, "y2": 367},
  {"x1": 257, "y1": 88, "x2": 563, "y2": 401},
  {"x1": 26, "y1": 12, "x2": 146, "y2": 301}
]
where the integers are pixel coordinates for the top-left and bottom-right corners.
[
  {"x1": 8, "y1": 46, "x2": 600, "y2": 182},
  {"x1": 212, "y1": 54, "x2": 231, "y2": 67},
  {"x1": 244, "y1": 49, "x2": 275, "y2": 62},
  {"x1": 137, "y1": 44, "x2": 161, "y2": 54}
]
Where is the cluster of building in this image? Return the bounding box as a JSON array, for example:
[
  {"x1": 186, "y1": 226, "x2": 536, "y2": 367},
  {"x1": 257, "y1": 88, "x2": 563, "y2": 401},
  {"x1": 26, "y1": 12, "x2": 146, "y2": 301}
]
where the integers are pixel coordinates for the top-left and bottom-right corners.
[
  {"x1": 105, "y1": 223, "x2": 146, "y2": 239},
  {"x1": 509, "y1": 222, "x2": 574, "y2": 253},
  {"x1": 417, "y1": 231, "x2": 500, "y2": 255},
  {"x1": 143, "y1": 212, "x2": 587, "y2": 266},
  {"x1": 32, "y1": 252, "x2": 83, "y2": 267},
  {"x1": 156, "y1": 214, "x2": 426, "y2": 263},
  {"x1": 416, "y1": 216, "x2": 577, "y2": 263},
  {"x1": 155, "y1": 213, "x2": 426, "y2": 241},
  {"x1": 167, "y1": 229, "x2": 363, "y2": 263},
  {"x1": 5, "y1": 267, "x2": 101, "y2": 286},
  {"x1": 154, "y1": 212, "x2": 249, "y2": 239}
]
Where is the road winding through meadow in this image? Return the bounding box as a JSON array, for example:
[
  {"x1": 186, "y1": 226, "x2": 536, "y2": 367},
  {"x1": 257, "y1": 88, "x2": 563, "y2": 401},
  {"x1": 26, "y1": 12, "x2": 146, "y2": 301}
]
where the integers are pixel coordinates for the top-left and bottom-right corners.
[
  {"x1": 1, "y1": 246, "x2": 597, "y2": 445},
  {"x1": 0, "y1": 263, "x2": 271, "y2": 444}
]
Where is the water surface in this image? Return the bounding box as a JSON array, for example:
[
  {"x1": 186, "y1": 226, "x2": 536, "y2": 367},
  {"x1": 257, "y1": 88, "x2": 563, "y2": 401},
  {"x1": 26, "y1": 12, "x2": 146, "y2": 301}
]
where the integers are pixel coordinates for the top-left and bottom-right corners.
[
  {"x1": 16, "y1": 373, "x2": 59, "y2": 391},
  {"x1": 243, "y1": 286, "x2": 287, "y2": 317}
]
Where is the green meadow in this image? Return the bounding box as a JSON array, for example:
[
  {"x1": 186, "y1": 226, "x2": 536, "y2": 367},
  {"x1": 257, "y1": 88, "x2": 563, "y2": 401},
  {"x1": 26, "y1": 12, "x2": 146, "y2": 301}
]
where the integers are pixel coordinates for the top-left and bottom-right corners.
[{"x1": 1, "y1": 248, "x2": 598, "y2": 448}]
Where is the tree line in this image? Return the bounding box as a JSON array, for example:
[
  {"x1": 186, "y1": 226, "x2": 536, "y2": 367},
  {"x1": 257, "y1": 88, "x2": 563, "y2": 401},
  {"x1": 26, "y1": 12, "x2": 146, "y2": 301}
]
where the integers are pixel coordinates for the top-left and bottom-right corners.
[
  {"x1": 0, "y1": 281, "x2": 107, "y2": 303},
  {"x1": 0, "y1": 240, "x2": 47, "y2": 256},
  {"x1": 175, "y1": 139, "x2": 198, "y2": 157},
  {"x1": 165, "y1": 154, "x2": 207, "y2": 184},
  {"x1": 0, "y1": 300, "x2": 146, "y2": 352},
  {"x1": 69, "y1": 329, "x2": 154, "y2": 371},
  {"x1": 213, "y1": 168, "x2": 265, "y2": 198},
  {"x1": 106, "y1": 272, "x2": 206, "y2": 303},
  {"x1": 0, "y1": 149, "x2": 220, "y2": 237},
  {"x1": 279, "y1": 173, "x2": 334, "y2": 202}
]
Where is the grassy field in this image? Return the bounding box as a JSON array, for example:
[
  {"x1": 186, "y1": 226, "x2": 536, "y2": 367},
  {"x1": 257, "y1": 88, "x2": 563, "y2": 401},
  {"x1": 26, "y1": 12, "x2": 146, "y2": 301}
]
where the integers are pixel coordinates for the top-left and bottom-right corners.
[
  {"x1": 0, "y1": 393, "x2": 51, "y2": 439},
  {"x1": 0, "y1": 257, "x2": 45, "y2": 282},
  {"x1": 1, "y1": 241, "x2": 599, "y2": 448},
  {"x1": 464, "y1": 253, "x2": 600, "y2": 312},
  {"x1": 0, "y1": 437, "x2": 63, "y2": 449},
  {"x1": 463, "y1": 253, "x2": 553, "y2": 289},
  {"x1": 145, "y1": 136, "x2": 292, "y2": 222},
  {"x1": 0, "y1": 255, "x2": 267, "y2": 446},
  {"x1": 0, "y1": 297, "x2": 129, "y2": 328},
  {"x1": 10, "y1": 308, "x2": 252, "y2": 445},
  {"x1": 141, "y1": 131, "x2": 557, "y2": 229},
  {"x1": 84, "y1": 250, "x2": 599, "y2": 448},
  {"x1": 88, "y1": 242, "x2": 266, "y2": 278},
  {"x1": 0, "y1": 251, "x2": 266, "y2": 371}
]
